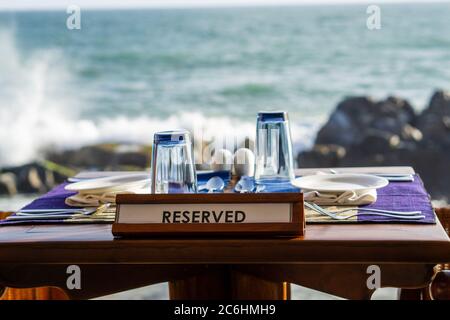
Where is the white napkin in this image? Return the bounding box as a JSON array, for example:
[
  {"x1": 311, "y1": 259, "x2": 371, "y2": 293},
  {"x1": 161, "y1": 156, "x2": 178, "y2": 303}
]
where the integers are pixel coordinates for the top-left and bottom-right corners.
[
  {"x1": 303, "y1": 189, "x2": 377, "y2": 206},
  {"x1": 66, "y1": 191, "x2": 124, "y2": 207},
  {"x1": 66, "y1": 186, "x2": 149, "y2": 207}
]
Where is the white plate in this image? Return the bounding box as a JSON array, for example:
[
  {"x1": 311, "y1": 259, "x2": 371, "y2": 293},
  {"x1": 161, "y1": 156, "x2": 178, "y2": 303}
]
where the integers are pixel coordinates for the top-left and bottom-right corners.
[
  {"x1": 65, "y1": 173, "x2": 150, "y2": 193},
  {"x1": 292, "y1": 173, "x2": 389, "y2": 193}
]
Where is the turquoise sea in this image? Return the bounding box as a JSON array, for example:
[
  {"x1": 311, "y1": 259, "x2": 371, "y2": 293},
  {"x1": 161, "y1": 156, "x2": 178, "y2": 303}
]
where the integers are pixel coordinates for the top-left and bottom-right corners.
[{"x1": 0, "y1": 3, "x2": 450, "y2": 166}]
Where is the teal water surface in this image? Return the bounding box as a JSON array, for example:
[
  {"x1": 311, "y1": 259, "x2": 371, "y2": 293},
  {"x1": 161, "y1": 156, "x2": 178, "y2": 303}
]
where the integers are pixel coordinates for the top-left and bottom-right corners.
[{"x1": 0, "y1": 4, "x2": 449, "y2": 165}]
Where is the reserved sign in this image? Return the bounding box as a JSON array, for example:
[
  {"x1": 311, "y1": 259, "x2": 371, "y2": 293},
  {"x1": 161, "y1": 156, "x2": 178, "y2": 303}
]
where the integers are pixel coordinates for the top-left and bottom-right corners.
[
  {"x1": 113, "y1": 193, "x2": 304, "y2": 238},
  {"x1": 117, "y1": 203, "x2": 292, "y2": 224}
]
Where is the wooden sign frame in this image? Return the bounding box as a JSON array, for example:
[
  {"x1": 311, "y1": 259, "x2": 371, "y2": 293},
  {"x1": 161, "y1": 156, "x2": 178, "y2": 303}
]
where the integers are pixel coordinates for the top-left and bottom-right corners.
[{"x1": 112, "y1": 193, "x2": 304, "y2": 238}]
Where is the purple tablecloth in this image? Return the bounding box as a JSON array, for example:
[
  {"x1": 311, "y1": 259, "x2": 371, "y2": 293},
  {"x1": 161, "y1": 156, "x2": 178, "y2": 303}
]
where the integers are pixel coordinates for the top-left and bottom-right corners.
[
  {"x1": 0, "y1": 183, "x2": 80, "y2": 225},
  {"x1": 359, "y1": 175, "x2": 435, "y2": 223},
  {"x1": 22, "y1": 182, "x2": 75, "y2": 210},
  {"x1": 0, "y1": 174, "x2": 436, "y2": 225}
]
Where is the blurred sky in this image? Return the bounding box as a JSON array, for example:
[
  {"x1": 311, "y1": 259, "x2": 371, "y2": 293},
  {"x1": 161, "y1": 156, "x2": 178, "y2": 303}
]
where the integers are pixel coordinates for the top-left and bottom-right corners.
[{"x1": 1, "y1": 0, "x2": 450, "y2": 10}]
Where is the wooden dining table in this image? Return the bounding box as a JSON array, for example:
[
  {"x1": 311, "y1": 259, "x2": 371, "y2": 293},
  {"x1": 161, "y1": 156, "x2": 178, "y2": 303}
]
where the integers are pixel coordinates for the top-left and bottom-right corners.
[{"x1": 0, "y1": 167, "x2": 449, "y2": 300}]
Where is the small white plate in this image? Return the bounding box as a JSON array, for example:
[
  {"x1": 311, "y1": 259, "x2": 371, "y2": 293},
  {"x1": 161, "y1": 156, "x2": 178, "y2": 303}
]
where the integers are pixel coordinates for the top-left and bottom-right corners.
[
  {"x1": 292, "y1": 173, "x2": 388, "y2": 193},
  {"x1": 65, "y1": 173, "x2": 150, "y2": 193}
]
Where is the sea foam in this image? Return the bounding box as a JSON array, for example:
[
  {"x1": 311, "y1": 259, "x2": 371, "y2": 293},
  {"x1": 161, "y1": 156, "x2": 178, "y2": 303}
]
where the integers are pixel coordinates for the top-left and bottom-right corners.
[{"x1": 0, "y1": 29, "x2": 318, "y2": 167}]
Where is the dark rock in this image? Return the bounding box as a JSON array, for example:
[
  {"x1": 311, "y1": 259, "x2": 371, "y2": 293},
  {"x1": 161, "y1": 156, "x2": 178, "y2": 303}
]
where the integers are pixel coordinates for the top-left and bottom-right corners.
[
  {"x1": 298, "y1": 144, "x2": 346, "y2": 168},
  {"x1": 351, "y1": 131, "x2": 400, "y2": 155},
  {"x1": 426, "y1": 90, "x2": 450, "y2": 116},
  {"x1": 416, "y1": 90, "x2": 450, "y2": 149},
  {"x1": 113, "y1": 145, "x2": 151, "y2": 168},
  {"x1": 315, "y1": 96, "x2": 417, "y2": 147},
  {"x1": 46, "y1": 145, "x2": 116, "y2": 169},
  {"x1": 315, "y1": 96, "x2": 374, "y2": 147},
  {"x1": 299, "y1": 90, "x2": 450, "y2": 201},
  {"x1": 9, "y1": 163, "x2": 47, "y2": 193},
  {"x1": 372, "y1": 96, "x2": 416, "y2": 133},
  {"x1": 0, "y1": 144, "x2": 151, "y2": 195},
  {"x1": 401, "y1": 124, "x2": 423, "y2": 142},
  {"x1": 0, "y1": 173, "x2": 17, "y2": 195},
  {"x1": 0, "y1": 162, "x2": 66, "y2": 194},
  {"x1": 46, "y1": 144, "x2": 151, "y2": 170}
]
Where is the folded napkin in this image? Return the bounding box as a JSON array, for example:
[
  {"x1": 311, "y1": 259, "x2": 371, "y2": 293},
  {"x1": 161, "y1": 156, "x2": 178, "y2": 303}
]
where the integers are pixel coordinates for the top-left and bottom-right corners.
[
  {"x1": 303, "y1": 189, "x2": 377, "y2": 206},
  {"x1": 236, "y1": 177, "x2": 376, "y2": 206},
  {"x1": 66, "y1": 190, "x2": 138, "y2": 207},
  {"x1": 65, "y1": 170, "x2": 231, "y2": 207}
]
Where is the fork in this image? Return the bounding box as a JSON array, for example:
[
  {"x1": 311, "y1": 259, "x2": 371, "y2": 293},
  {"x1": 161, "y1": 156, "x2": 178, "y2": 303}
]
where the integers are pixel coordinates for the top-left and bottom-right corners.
[
  {"x1": 16, "y1": 206, "x2": 101, "y2": 216},
  {"x1": 305, "y1": 202, "x2": 425, "y2": 221},
  {"x1": 326, "y1": 169, "x2": 414, "y2": 182},
  {"x1": 321, "y1": 206, "x2": 422, "y2": 216},
  {"x1": 305, "y1": 201, "x2": 421, "y2": 216}
]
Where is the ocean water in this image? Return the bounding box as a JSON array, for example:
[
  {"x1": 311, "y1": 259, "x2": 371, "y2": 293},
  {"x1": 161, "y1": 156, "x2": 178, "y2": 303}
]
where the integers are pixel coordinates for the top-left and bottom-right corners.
[{"x1": 1, "y1": 4, "x2": 450, "y2": 167}]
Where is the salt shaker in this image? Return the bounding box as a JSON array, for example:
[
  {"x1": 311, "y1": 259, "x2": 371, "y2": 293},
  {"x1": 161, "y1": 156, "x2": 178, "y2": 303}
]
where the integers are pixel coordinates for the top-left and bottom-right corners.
[{"x1": 233, "y1": 148, "x2": 255, "y2": 177}]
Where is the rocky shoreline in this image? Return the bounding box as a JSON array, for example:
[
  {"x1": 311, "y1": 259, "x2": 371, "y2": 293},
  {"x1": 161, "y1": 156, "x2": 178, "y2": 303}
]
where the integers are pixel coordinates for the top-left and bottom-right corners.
[
  {"x1": 0, "y1": 145, "x2": 152, "y2": 196},
  {"x1": 1, "y1": 90, "x2": 449, "y2": 201},
  {"x1": 299, "y1": 90, "x2": 450, "y2": 201}
]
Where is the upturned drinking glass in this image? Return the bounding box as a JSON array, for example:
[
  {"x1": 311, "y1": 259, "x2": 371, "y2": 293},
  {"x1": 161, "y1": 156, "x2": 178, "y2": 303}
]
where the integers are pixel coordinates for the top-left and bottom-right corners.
[
  {"x1": 255, "y1": 111, "x2": 295, "y2": 184},
  {"x1": 151, "y1": 130, "x2": 197, "y2": 194}
]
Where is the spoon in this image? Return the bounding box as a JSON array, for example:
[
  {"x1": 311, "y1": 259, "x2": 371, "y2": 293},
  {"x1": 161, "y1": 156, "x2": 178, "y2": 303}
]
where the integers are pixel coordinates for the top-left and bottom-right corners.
[
  {"x1": 201, "y1": 176, "x2": 225, "y2": 193},
  {"x1": 234, "y1": 176, "x2": 256, "y2": 193}
]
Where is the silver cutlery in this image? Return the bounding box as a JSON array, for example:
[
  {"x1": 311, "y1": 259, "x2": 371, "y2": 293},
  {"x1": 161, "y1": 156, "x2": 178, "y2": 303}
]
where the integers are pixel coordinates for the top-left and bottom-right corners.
[
  {"x1": 234, "y1": 177, "x2": 268, "y2": 193},
  {"x1": 325, "y1": 211, "x2": 424, "y2": 221},
  {"x1": 8, "y1": 204, "x2": 111, "y2": 221},
  {"x1": 16, "y1": 207, "x2": 98, "y2": 216},
  {"x1": 234, "y1": 176, "x2": 256, "y2": 193},
  {"x1": 372, "y1": 174, "x2": 414, "y2": 182},
  {"x1": 327, "y1": 169, "x2": 414, "y2": 182},
  {"x1": 198, "y1": 176, "x2": 225, "y2": 193},
  {"x1": 10, "y1": 208, "x2": 100, "y2": 221},
  {"x1": 321, "y1": 206, "x2": 422, "y2": 216},
  {"x1": 305, "y1": 202, "x2": 425, "y2": 221},
  {"x1": 7, "y1": 214, "x2": 79, "y2": 220},
  {"x1": 307, "y1": 201, "x2": 421, "y2": 216}
]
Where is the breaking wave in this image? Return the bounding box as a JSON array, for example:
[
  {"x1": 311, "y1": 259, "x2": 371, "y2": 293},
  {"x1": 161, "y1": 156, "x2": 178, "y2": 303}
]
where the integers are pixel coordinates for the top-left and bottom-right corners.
[{"x1": 0, "y1": 29, "x2": 319, "y2": 166}]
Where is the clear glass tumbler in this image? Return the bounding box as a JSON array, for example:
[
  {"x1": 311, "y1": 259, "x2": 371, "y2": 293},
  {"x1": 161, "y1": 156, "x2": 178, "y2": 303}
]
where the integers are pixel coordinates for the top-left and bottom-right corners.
[
  {"x1": 255, "y1": 111, "x2": 295, "y2": 184},
  {"x1": 151, "y1": 130, "x2": 197, "y2": 194}
]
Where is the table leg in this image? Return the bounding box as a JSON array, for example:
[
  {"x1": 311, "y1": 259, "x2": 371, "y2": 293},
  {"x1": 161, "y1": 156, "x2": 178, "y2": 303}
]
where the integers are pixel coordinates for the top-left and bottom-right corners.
[
  {"x1": 1, "y1": 287, "x2": 69, "y2": 300},
  {"x1": 169, "y1": 265, "x2": 289, "y2": 300},
  {"x1": 231, "y1": 269, "x2": 290, "y2": 300}
]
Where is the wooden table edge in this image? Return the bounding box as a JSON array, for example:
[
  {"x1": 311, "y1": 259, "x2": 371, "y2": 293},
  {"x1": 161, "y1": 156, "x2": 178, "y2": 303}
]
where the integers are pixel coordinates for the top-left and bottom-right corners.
[{"x1": 0, "y1": 239, "x2": 449, "y2": 264}]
